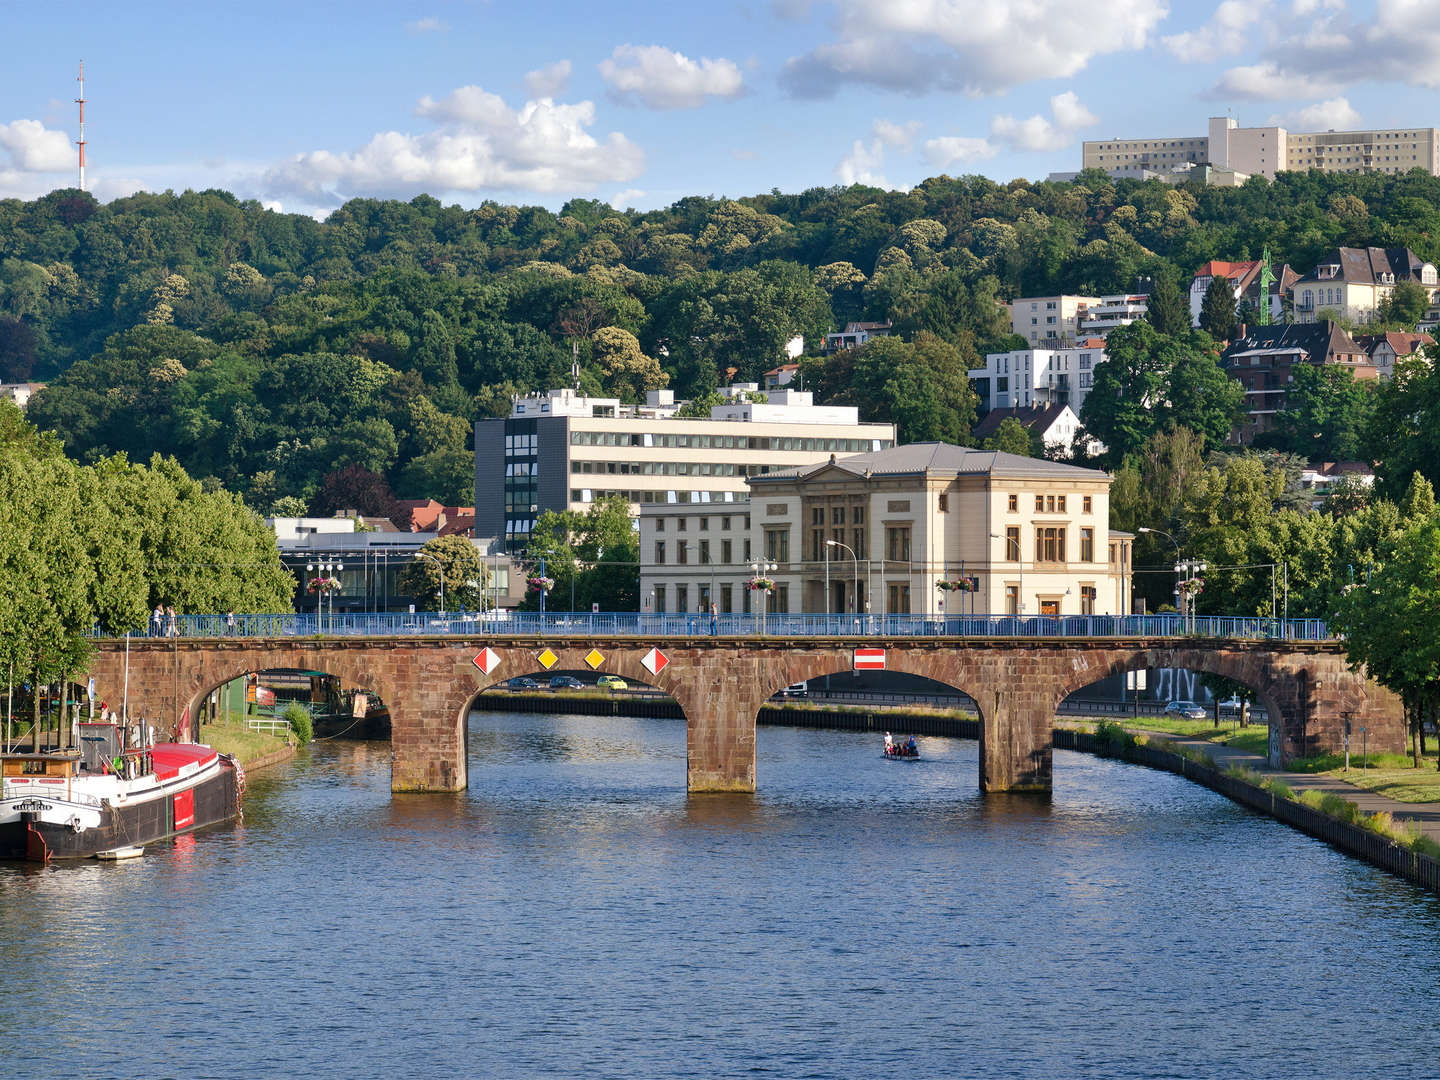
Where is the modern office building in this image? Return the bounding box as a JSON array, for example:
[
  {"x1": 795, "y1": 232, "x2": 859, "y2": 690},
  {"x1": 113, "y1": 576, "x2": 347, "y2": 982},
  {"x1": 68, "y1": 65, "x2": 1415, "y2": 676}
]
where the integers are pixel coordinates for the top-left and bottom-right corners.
[
  {"x1": 1084, "y1": 116, "x2": 1440, "y2": 181},
  {"x1": 638, "y1": 442, "x2": 1132, "y2": 618},
  {"x1": 475, "y1": 386, "x2": 896, "y2": 551}
]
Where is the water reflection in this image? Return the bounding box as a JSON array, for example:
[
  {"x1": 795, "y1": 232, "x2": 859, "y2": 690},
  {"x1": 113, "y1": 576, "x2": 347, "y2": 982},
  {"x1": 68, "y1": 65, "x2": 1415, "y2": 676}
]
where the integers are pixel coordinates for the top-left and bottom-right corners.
[{"x1": 2, "y1": 709, "x2": 1440, "y2": 1080}]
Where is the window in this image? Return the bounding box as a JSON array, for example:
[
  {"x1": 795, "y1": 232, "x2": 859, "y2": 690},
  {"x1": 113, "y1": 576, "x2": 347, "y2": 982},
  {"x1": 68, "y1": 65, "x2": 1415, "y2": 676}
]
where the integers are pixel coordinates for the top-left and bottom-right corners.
[
  {"x1": 888, "y1": 583, "x2": 911, "y2": 614},
  {"x1": 765, "y1": 528, "x2": 789, "y2": 562},
  {"x1": 1083, "y1": 495, "x2": 1092, "y2": 514},
  {"x1": 700, "y1": 517, "x2": 709, "y2": 531},
  {"x1": 1080, "y1": 527, "x2": 1094, "y2": 563},
  {"x1": 655, "y1": 518, "x2": 665, "y2": 532},
  {"x1": 721, "y1": 539, "x2": 732, "y2": 564},
  {"x1": 832, "y1": 506, "x2": 846, "y2": 525},
  {"x1": 1035, "y1": 526, "x2": 1066, "y2": 564},
  {"x1": 1004, "y1": 526, "x2": 1020, "y2": 561},
  {"x1": 1005, "y1": 585, "x2": 1019, "y2": 615},
  {"x1": 721, "y1": 584, "x2": 733, "y2": 614},
  {"x1": 1057, "y1": 496, "x2": 1066, "y2": 513},
  {"x1": 722, "y1": 516, "x2": 731, "y2": 531},
  {"x1": 853, "y1": 505, "x2": 865, "y2": 525},
  {"x1": 653, "y1": 586, "x2": 666, "y2": 613},
  {"x1": 677, "y1": 518, "x2": 687, "y2": 532},
  {"x1": 677, "y1": 542, "x2": 689, "y2": 565},
  {"x1": 1008, "y1": 493, "x2": 1018, "y2": 512},
  {"x1": 675, "y1": 585, "x2": 688, "y2": 612},
  {"x1": 852, "y1": 527, "x2": 866, "y2": 559},
  {"x1": 811, "y1": 507, "x2": 825, "y2": 526},
  {"x1": 700, "y1": 540, "x2": 710, "y2": 565},
  {"x1": 1045, "y1": 495, "x2": 1056, "y2": 513},
  {"x1": 774, "y1": 585, "x2": 790, "y2": 614},
  {"x1": 938, "y1": 493, "x2": 948, "y2": 513},
  {"x1": 655, "y1": 541, "x2": 666, "y2": 565},
  {"x1": 1035, "y1": 495, "x2": 1044, "y2": 511},
  {"x1": 1080, "y1": 585, "x2": 1097, "y2": 615},
  {"x1": 886, "y1": 527, "x2": 911, "y2": 562}
]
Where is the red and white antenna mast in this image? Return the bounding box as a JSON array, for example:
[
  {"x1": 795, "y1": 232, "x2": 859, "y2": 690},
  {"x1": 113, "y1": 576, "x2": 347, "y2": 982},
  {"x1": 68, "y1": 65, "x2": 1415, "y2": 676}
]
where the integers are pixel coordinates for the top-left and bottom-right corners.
[{"x1": 75, "y1": 61, "x2": 87, "y2": 191}]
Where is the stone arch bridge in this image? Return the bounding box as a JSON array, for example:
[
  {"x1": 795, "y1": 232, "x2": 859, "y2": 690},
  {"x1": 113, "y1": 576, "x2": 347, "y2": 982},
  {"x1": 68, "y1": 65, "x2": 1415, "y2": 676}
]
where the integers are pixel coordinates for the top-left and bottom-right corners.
[{"x1": 86, "y1": 635, "x2": 1403, "y2": 795}]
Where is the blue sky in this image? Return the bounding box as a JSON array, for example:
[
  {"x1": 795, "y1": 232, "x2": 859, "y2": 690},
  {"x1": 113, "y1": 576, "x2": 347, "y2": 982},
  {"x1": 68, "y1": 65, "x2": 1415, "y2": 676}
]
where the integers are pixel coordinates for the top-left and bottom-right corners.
[{"x1": 1, "y1": 1, "x2": 1434, "y2": 215}]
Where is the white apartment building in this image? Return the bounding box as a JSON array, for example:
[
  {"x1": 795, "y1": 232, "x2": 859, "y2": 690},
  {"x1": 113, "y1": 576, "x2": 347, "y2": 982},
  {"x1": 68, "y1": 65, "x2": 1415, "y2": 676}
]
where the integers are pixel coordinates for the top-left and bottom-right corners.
[
  {"x1": 1084, "y1": 116, "x2": 1440, "y2": 181},
  {"x1": 639, "y1": 443, "x2": 1133, "y2": 618},
  {"x1": 475, "y1": 386, "x2": 896, "y2": 551},
  {"x1": 968, "y1": 343, "x2": 1106, "y2": 416},
  {"x1": 1078, "y1": 294, "x2": 1148, "y2": 337},
  {"x1": 1011, "y1": 295, "x2": 1099, "y2": 346}
]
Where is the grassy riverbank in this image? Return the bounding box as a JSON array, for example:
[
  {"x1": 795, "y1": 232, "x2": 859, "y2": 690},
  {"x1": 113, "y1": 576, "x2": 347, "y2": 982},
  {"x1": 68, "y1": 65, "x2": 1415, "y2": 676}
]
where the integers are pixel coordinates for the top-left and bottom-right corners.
[
  {"x1": 1062, "y1": 714, "x2": 1269, "y2": 755},
  {"x1": 199, "y1": 709, "x2": 293, "y2": 768}
]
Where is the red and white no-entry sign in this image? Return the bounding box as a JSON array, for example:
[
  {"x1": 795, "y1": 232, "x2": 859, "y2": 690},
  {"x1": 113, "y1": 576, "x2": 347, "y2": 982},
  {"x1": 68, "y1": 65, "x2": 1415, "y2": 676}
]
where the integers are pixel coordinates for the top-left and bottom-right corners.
[
  {"x1": 853, "y1": 648, "x2": 886, "y2": 670},
  {"x1": 641, "y1": 647, "x2": 669, "y2": 676},
  {"x1": 472, "y1": 647, "x2": 500, "y2": 675}
]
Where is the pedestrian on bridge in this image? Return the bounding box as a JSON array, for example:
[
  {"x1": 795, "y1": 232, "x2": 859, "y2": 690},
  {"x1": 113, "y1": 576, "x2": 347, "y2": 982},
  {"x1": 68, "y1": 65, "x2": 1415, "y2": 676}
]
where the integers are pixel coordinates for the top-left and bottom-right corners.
[
  {"x1": 151, "y1": 604, "x2": 163, "y2": 638},
  {"x1": 710, "y1": 601, "x2": 718, "y2": 636}
]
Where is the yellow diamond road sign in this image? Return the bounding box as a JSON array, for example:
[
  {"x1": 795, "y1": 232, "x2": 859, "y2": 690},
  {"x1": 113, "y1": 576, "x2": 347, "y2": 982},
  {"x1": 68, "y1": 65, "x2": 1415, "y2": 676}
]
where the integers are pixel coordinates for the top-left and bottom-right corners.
[
  {"x1": 536, "y1": 648, "x2": 559, "y2": 670},
  {"x1": 584, "y1": 648, "x2": 605, "y2": 669}
]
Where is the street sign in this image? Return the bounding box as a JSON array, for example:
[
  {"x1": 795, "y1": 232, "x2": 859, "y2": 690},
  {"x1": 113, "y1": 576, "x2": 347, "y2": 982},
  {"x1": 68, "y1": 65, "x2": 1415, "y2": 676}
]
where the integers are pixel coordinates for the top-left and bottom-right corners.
[
  {"x1": 584, "y1": 648, "x2": 606, "y2": 669},
  {"x1": 641, "y1": 647, "x2": 669, "y2": 676},
  {"x1": 853, "y1": 647, "x2": 886, "y2": 670},
  {"x1": 87, "y1": 677, "x2": 95, "y2": 702},
  {"x1": 536, "y1": 648, "x2": 559, "y2": 670},
  {"x1": 592, "y1": 602, "x2": 600, "y2": 613},
  {"x1": 472, "y1": 647, "x2": 500, "y2": 675}
]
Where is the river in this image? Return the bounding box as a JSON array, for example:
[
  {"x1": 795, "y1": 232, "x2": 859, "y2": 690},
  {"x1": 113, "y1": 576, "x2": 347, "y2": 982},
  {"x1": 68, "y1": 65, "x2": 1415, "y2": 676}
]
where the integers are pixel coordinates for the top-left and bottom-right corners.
[{"x1": 2, "y1": 710, "x2": 1438, "y2": 1079}]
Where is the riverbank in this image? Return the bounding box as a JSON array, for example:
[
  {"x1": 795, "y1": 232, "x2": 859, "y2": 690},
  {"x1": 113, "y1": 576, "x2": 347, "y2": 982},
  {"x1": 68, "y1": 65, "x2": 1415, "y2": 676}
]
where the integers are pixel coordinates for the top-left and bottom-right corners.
[{"x1": 199, "y1": 718, "x2": 296, "y2": 772}]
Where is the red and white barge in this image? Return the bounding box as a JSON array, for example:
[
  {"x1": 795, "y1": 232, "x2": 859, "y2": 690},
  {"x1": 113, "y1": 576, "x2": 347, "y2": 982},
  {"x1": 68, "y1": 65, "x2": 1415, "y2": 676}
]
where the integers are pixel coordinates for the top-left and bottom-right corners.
[{"x1": 0, "y1": 723, "x2": 243, "y2": 862}]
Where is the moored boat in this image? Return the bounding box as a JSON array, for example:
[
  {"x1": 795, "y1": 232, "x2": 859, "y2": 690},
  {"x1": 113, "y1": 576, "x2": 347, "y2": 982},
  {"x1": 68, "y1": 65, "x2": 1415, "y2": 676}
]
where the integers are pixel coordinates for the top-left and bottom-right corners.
[{"x1": 0, "y1": 722, "x2": 243, "y2": 862}]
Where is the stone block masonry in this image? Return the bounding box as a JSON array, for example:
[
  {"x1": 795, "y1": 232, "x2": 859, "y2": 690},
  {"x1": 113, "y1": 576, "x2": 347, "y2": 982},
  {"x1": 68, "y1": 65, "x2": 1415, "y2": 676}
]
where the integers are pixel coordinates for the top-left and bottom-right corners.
[{"x1": 86, "y1": 635, "x2": 1404, "y2": 797}]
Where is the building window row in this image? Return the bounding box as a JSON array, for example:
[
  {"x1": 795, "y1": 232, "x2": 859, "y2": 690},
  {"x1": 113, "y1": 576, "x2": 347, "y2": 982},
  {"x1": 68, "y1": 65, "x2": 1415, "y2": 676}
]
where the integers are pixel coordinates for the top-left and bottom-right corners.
[
  {"x1": 570, "y1": 431, "x2": 888, "y2": 453},
  {"x1": 570, "y1": 460, "x2": 769, "y2": 478},
  {"x1": 571, "y1": 489, "x2": 747, "y2": 505}
]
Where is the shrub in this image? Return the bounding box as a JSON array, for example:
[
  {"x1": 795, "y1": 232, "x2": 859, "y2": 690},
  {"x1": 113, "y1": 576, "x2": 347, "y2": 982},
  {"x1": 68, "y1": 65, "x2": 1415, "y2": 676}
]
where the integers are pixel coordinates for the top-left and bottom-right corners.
[
  {"x1": 1093, "y1": 720, "x2": 1135, "y2": 754},
  {"x1": 281, "y1": 702, "x2": 313, "y2": 746},
  {"x1": 1260, "y1": 777, "x2": 1294, "y2": 801}
]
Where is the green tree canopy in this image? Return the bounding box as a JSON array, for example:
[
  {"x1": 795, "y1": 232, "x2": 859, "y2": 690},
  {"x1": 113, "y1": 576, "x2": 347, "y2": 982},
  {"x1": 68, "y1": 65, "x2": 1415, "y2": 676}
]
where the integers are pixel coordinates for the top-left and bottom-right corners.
[{"x1": 1198, "y1": 275, "x2": 1237, "y2": 340}]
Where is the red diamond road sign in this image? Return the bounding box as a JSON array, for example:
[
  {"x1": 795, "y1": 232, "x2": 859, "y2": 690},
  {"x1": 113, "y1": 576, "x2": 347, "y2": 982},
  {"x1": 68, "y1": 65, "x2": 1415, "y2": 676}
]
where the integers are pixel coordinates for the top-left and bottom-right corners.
[
  {"x1": 472, "y1": 647, "x2": 500, "y2": 675},
  {"x1": 853, "y1": 648, "x2": 886, "y2": 670},
  {"x1": 641, "y1": 647, "x2": 669, "y2": 676}
]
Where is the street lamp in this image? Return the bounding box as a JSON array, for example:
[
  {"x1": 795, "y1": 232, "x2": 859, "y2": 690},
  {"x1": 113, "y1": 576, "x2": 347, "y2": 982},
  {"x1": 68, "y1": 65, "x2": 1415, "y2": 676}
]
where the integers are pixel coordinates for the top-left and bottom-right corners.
[
  {"x1": 751, "y1": 560, "x2": 777, "y2": 635},
  {"x1": 1137, "y1": 527, "x2": 1181, "y2": 620},
  {"x1": 989, "y1": 532, "x2": 1022, "y2": 615},
  {"x1": 411, "y1": 552, "x2": 444, "y2": 616},
  {"x1": 826, "y1": 539, "x2": 859, "y2": 629},
  {"x1": 306, "y1": 559, "x2": 343, "y2": 633}
]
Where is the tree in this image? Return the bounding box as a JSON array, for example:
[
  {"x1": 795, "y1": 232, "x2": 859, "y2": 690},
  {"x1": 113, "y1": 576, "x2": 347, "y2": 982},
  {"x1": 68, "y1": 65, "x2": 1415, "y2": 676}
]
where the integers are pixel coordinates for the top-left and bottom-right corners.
[
  {"x1": 1378, "y1": 280, "x2": 1428, "y2": 329},
  {"x1": 1266, "y1": 363, "x2": 1374, "y2": 462},
  {"x1": 1363, "y1": 351, "x2": 1440, "y2": 500},
  {"x1": 1165, "y1": 336, "x2": 1245, "y2": 449},
  {"x1": 982, "y1": 417, "x2": 1037, "y2": 457},
  {"x1": 1333, "y1": 516, "x2": 1440, "y2": 766},
  {"x1": 311, "y1": 465, "x2": 405, "y2": 522},
  {"x1": 1144, "y1": 272, "x2": 1188, "y2": 336},
  {"x1": 845, "y1": 333, "x2": 979, "y2": 445},
  {"x1": 591, "y1": 326, "x2": 667, "y2": 402},
  {"x1": 1079, "y1": 320, "x2": 1172, "y2": 462},
  {"x1": 520, "y1": 496, "x2": 638, "y2": 611},
  {"x1": 395, "y1": 534, "x2": 486, "y2": 611},
  {"x1": 1198, "y1": 275, "x2": 1237, "y2": 340}
]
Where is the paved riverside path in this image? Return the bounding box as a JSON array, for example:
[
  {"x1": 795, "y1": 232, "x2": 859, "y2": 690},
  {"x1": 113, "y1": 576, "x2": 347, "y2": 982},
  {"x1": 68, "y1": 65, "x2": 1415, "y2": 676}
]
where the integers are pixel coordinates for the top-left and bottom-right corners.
[{"x1": 1125, "y1": 727, "x2": 1440, "y2": 844}]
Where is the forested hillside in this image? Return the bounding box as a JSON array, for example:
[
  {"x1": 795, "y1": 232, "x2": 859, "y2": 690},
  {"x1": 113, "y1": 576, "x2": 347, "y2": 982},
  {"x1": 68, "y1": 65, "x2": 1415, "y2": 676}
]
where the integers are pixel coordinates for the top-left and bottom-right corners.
[{"x1": 5, "y1": 168, "x2": 1440, "y2": 510}]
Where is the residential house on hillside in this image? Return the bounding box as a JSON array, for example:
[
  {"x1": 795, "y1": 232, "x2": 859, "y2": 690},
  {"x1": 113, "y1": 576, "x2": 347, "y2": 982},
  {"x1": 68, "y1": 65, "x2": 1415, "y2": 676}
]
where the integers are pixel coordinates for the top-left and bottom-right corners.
[
  {"x1": 1189, "y1": 259, "x2": 1298, "y2": 327},
  {"x1": 1355, "y1": 331, "x2": 1433, "y2": 379},
  {"x1": 1, "y1": 381, "x2": 44, "y2": 409},
  {"x1": 1290, "y1": 246, "x2": 1438, "y2": 324},
  {"x1": 392, "y1": 499, "x2": 476, "y2": 537},
  {"x1": 1220, "y1": 321, "x2": 1374, "y2": 441},
  {"x1": 822, "y1": 321, "x2": 892, "y2": 353},
  {"x1": 968, "y1": 340, "x2": 1107, "y2": 416},
  {"x1": 971, "y1": 404, "x2": 1098, "y2": 458},
  {"x1": 1009, "y1": 295, "x2": 1100, "y2": 346},
  {"x1": 1077, "y1": 294, "x2": 1148, "y2": 338},
  {"x1": 763, "y1": 363, "x2": 799, "y2": 390}
]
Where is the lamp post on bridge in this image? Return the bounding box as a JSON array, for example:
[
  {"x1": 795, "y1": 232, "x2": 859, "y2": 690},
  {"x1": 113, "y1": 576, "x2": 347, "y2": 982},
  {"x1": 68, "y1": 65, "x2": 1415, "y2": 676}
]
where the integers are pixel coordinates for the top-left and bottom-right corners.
[
  {"x1": 306, "y1": 558, "x2": 343, "y2": 633},
  {"x1": 826, "y1": 539, "x2": 859, "y2": 631},
  {"x1": 988, "y1": 532, "x2": 1022, "y2": 615},
  {"x1": 750, "y1": 561, "x2": 777, "y2": 636},
  {"x1": 1137, "y1": 527, "x2": 1181, "y2": 622},
  {"x1": 411, "y1": 552, "x2": 444, "y2": 617}
]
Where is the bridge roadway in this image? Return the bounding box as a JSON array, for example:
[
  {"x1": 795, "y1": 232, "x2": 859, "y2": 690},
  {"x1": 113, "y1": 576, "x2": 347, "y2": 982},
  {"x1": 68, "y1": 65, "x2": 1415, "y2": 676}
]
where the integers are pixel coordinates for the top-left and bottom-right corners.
[{"x1": 87, "y1": 618, "x2": 1403, "y2": 796}]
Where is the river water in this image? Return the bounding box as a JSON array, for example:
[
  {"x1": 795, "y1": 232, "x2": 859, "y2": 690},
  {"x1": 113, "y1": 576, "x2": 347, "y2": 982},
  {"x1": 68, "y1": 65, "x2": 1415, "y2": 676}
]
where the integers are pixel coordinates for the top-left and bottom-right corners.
[{"x1": 2, "y1": 711, "x2": 1438, "y2": 1080}]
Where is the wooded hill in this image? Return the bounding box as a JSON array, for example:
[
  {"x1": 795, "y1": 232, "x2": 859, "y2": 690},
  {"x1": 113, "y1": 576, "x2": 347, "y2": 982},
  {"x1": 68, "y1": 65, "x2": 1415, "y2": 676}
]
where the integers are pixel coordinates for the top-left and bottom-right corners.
[{"x1": 4, "y1": 168, "x2": 1440, "y2": 511}]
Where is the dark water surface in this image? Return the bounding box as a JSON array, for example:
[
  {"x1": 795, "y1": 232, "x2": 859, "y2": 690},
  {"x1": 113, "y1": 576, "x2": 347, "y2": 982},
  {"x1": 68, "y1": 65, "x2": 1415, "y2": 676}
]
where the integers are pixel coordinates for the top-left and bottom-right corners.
[{"x1": 3, "y1": 712, "x2": 1438, "y2": 1080}]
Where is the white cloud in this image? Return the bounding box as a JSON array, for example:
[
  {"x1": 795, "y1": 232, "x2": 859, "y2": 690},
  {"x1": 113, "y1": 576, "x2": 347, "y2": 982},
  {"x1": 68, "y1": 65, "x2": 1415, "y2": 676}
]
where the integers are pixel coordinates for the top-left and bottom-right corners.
[
  {"x1": 609, "y1": 188, "x2": 646, "y2": 210},
  {"x1": 921, "y1": 135, "x2": 998, "y2": 170},
  {"x1": 525, "y1": 60, "x2": 572, "y2": 99},
  {"x1": 781, "y1": 0, "x2": 1168, "y2": 97},
  {"x1": 1269, "y1": 96, "x2": 1361, "y2": 130},
  {"x1": 406, "y1": 16, "x2": 448, "y2": 33},
  {"x1": 0, "y1": 118, "x2": 73, "y2": 172},
  {"x1": 872, "y1": 119, "x2": 920, "y2": 151},
  {"x1": 990, "y1": 91, "x2": 1098, "y2": 152},
  {"x1": 1163, "y1": 1, "x2": 1269, "y2": 63},
  {"x1": 1210, "y1": 60, "x2": 1340, "y2": 100},
  {"x1": 258, "y1": 85, "x2": 644, "y2": 205},
  {"x1": 599, "y1": 44, "x2": 745, "y2": 109},
  {"x1": 836, "y1": 137, "x2": 895, "y2": 188}
]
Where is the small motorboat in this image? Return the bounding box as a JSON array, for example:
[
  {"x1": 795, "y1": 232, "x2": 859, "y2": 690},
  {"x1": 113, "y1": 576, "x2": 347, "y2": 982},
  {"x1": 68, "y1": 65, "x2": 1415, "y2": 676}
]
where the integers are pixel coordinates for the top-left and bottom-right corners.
[
  {"x1": 95, "y1": 846, "x2": 144, "y2": 860},
  {"x1": 883, "y1": 736, "x2": 920, "y2": 760}
]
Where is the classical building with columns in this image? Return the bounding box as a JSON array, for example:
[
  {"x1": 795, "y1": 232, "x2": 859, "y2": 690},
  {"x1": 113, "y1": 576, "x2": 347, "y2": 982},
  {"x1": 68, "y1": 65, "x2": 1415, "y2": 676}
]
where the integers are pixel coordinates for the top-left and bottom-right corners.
[{"x1": 638, "y1": 442, "x2": 1132, "y2": 617}]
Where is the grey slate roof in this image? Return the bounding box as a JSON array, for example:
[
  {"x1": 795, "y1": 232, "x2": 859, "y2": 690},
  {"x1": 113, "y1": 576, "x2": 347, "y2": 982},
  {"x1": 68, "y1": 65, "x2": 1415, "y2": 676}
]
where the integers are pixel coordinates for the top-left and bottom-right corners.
[
  {"x1": 1221, "y1": 320, "x2": 1360, "y2": 365},
  {"x1": 1295, "y1": 246, "x2": 1428, "y2": 286},
  {"x1": 748, "y1": 441, "x2": 1108, "y2": 484},
  {"x1": 972, "y1": 404, "x2": 1070, "y2": 440}
]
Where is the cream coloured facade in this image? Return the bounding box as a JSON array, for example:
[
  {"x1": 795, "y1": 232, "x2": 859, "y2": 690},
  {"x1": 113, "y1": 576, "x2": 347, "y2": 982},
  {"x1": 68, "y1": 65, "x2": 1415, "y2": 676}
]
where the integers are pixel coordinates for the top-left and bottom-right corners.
[
  {"x1": 1011, "y1": 295, "x2": 1101, "y2": 345},
  {"x1": 1084, "y1": 116, "x2": 1440, "y2": 180},
  {"x1": 638, "y1": 443, "x2": 1132, "y2": 618},
  {"x1": 475, "y1": 387, "x2": 895, "y2": 551}
]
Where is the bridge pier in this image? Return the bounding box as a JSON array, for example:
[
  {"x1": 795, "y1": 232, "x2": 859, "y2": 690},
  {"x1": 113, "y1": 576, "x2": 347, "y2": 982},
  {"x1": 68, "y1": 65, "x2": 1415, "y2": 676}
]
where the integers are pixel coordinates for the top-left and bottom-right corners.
[
  {"x1": 675, "y1": 654, "x2": 764, "y2": 793},
  {"x1": 980, "y1": 692, "x2": 1054, "y2": 794}
]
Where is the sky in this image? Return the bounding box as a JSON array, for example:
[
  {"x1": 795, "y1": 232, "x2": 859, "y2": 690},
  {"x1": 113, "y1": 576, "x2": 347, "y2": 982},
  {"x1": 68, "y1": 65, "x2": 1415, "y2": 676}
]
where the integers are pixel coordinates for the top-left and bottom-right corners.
[{"x1": 2, "y1": 0, "x2": 1437, "y2": 216}]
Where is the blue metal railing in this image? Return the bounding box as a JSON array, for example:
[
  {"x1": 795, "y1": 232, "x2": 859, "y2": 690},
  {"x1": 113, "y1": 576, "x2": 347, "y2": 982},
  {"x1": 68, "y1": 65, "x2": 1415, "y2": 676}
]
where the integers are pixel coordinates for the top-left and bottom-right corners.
[{"x1": 98, "y1": 612, "x2": 1334, "y2": 642}]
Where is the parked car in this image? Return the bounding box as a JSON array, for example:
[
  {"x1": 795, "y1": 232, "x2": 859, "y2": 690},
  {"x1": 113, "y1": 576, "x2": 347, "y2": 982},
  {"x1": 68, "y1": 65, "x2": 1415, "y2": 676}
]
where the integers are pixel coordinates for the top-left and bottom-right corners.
[
  {"x1": 1164, "y1": 700, "x2": 1207, "y2": 720},
  {"x1": 549, "y1": 675, "x2": 585, "y2": 690},
  {"x1": 779, "y1": 683, "x2": 808, "y2": 698},
  {"x1": 596, "y1": 675, "x2": 628, "y2": 691},
  {"x1": 506, "y1": 677, "x2": 542, "y2": 691}
]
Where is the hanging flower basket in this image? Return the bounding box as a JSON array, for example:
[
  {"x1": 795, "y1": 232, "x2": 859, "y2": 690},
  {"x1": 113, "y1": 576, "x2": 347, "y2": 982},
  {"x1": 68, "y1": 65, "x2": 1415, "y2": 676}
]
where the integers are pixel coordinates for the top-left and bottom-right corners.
[
  {"x1": 307, "y1": 576, "x2": 341, "y2": 594},
  {"x1": 747, "y1": 576, "x2": 775, "y2": 592},
  {"x1": 1178, "y1": 578, "x2": 1204, "y2": 598},
  {"x1": 527, "y1": 575, "x2": 555, "y2": 592},
  {"x1": 936, "y1": 578, "x2": 978, "y2": 593}
]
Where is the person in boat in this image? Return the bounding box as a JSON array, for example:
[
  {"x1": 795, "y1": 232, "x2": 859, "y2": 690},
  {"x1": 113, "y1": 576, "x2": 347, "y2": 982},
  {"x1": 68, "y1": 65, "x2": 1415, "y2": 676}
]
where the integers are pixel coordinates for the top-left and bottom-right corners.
[
  {"x1": 906, "y1": 735, "x2": 917, "y2": 756},
  {"x1": 884, "y1": 731, "x2": 893, "y2": 755}
]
